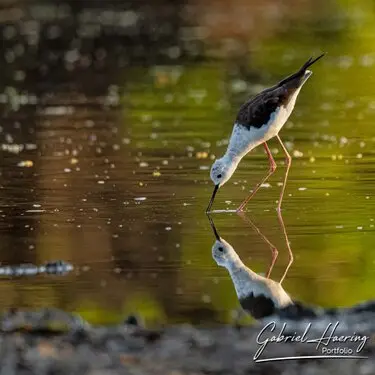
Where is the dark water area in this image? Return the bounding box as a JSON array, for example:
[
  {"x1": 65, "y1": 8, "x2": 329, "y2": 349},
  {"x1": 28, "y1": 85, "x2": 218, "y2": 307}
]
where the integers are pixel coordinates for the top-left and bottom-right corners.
[{"x1": 0, "y1": 0, "x2": 375, "y2": 326}]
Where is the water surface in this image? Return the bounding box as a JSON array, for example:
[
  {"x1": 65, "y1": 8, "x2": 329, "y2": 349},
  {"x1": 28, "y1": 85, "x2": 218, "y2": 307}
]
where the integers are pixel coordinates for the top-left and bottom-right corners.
[{"x1": 0, "y1": 0, "x2": 375, "y2": 325}]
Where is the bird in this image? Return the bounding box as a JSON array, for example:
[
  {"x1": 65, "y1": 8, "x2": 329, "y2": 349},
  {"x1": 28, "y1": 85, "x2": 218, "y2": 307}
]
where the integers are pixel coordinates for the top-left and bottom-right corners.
[
  {"x1": 206, "y1": 53, "x2": 325, "y2": 213},
  {"x1": 208, "y1": 214, "x2": 293, "y2": 319}
]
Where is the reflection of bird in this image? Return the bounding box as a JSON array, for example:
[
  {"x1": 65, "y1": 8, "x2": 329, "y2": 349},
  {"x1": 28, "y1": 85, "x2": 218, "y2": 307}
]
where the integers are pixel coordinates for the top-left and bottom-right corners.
[
  {"x1": 207, "y1": 54, "x2": 325, "y2": 213},
  {"x1": 208, "y1": 214, "x2": 375, "y2": 321},
  {"x1": 208, "y1": 215, "x2": 293, "y2": 319}
]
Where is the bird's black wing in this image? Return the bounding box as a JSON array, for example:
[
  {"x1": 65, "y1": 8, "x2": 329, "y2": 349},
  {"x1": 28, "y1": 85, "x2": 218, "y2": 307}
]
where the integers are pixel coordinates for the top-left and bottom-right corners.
[
  {"x1": 236, "y1": 53, "x2": 325, "y2": 130},
  {"x1": 235, "y1": 86, "x2": 288, "y2": 130}
]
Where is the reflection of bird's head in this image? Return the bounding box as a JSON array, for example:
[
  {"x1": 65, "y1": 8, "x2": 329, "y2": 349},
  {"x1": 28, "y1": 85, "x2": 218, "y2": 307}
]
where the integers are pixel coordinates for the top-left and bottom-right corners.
[
  {"x1": 208, "y1": 214, "x2": 242, "y2": 269},
  {"x1": 212, "y1": 238, "x2": 241, "y2": 268}
]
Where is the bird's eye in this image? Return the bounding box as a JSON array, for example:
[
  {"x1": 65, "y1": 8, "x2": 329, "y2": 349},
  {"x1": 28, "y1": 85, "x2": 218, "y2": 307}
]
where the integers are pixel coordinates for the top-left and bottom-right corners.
[
  {"x1": 218, "y1": 247, "x2": 224, "y2": 252},
  {"x1": 217, "y1": 174, "x2": 222, "y2": 179}
]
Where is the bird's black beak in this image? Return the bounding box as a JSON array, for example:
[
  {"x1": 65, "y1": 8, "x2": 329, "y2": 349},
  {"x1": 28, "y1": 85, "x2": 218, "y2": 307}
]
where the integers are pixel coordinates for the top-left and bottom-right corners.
[
  {"x1": 207, "y1": 213, "x2": 221, "y2": 241},
  {"x1": 206, "y1": 184, "x2": 219, "y2": 213}
]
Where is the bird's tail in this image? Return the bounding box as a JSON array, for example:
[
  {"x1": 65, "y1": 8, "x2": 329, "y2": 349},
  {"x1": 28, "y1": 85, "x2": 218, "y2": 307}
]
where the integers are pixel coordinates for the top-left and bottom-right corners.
[
  {"x1": 300, "y1": 53, "x2": 326, "y2": 72},
  {"x1": 277, "y1": 53, "x2": 325, "y2": 88}
]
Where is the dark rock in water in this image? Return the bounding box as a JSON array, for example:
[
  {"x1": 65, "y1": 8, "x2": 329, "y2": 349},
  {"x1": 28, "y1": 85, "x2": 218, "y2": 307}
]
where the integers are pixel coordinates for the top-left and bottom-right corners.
[{"x1": 124, "y1": 313, "x2": 144, "y2": 327}]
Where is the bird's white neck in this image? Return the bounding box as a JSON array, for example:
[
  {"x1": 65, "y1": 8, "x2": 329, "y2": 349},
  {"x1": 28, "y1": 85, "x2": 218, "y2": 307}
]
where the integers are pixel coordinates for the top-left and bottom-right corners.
[
  {"x1": 224, "y1": 259, "x2": 260, "y2": 299},
  {"x1": 225, "y1": 123, "x2": 260, "y2": 160},
  {"x1": 221, "y1": 150, "x2": 242, "y2": 167}
]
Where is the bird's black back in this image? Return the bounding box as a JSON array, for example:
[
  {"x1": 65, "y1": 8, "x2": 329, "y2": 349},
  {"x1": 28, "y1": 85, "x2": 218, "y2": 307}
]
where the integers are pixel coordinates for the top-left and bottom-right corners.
[{"x1": 236, "y1": 53, "x2": 325, "y2": 129}]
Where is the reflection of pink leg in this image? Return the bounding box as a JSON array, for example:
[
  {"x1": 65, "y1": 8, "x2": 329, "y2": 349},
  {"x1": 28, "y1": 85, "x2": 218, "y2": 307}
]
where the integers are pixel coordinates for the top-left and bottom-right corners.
[
  {"x1": 237, "y1": 211, "x2": 278, "y2": 279},
  {"x1": 237, "y1": 142, "x2": 276, "y2": 212},
  {"x1": 276, "y1": 135, "x2": 292, "y2": 212},
  {"x1": 277, "y1": 209, "x2": 294, "y2": 284}
]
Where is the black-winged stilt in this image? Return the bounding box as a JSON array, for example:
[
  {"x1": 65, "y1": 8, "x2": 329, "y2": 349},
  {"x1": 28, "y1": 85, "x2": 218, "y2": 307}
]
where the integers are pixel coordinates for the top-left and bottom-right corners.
[{"x1": 207, "y1": 53, "x2": 325, "y2": 213}]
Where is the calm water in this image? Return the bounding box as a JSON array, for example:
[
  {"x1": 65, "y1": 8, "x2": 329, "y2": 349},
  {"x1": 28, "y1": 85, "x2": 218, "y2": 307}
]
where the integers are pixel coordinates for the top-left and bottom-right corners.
[{"x1": 0, "y1": 1, "x2": 375, "y2": 325}]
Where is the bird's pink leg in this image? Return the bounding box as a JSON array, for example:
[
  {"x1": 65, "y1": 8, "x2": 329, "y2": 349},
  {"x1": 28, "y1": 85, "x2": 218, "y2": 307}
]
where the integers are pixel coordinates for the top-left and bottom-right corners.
[
  {"x1": 277, "y1": 209, "x2": 293, "y2": 284},
  {"x1": 237, "y1": 211, "x2": 278, "y2": 278},
  {"x1": 276, "y1": 135, "x2": 292, "y2": 213},
  {"x1": 237, "y1": 142, "x2": 276, "y2": 212}
]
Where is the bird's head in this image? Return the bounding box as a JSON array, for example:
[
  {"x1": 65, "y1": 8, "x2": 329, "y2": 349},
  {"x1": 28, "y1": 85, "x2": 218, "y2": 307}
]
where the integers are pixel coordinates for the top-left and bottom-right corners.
[
  {"x1": 209, "y1": 158, "x2": 236, "y2": 187},
  {"x1": 206, "y1": 157, "x2": 238, "y2": 212}
]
